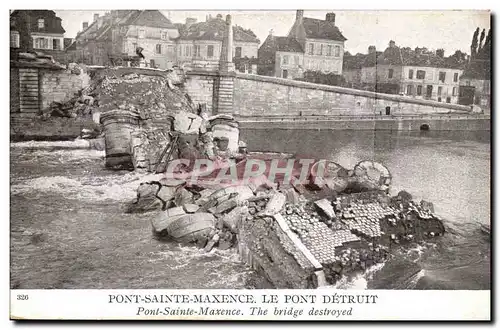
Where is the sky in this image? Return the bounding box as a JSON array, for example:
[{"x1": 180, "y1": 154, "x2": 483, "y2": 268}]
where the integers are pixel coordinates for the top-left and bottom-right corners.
[{"x1": 55, "y1": 10, "x2": 490, "y2": 56}]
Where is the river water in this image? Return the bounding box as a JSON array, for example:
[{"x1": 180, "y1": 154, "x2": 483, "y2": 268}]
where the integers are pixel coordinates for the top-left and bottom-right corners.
[{"x1": 10, "y1": 129, "x2": 490, "y2": 290}]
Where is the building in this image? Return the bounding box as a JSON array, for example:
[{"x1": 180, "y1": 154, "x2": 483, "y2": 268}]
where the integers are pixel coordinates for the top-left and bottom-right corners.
[
  {"x1": 10, "y1": 10, "x2": 66, "y2": 62},
  {"x1": 175, "y1": 14, "x2": 260, "y2": 72},
  {"x1": 344, "y1": 41, "x2": 465, "y2": 104},
  {"x1": 73, "y1": 10, "x2": 179, "y2": 68},
  {"x1": 258, "y1": 10, "x2": 347, "y2": 79},
  {"x1": 72, "y1": 11, "x2": 259, "y2": 71}
]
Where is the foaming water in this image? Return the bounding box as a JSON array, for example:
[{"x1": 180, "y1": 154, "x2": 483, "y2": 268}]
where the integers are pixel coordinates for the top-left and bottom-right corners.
[
  {"x1": 11, "y1": 139, "x2": 92, "y2": 149},
  {"x1": 11, "y1": 174, "x2": 139, "y2": 202},
  {"x1": 329, "y1": 262, "x2": 386, "y2": 290}
]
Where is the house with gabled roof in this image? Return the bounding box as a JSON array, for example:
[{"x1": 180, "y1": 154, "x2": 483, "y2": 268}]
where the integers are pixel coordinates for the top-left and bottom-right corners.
[
  {"x1": 73, "y1": 11, "x2": 259, "y2": 71},
  {"x1": 10, "y1": 10, "x2": 67, "y2": 62},
  {"x1": 258, "y1": 10, "x2": 347, "y2": 79},
  {"x1": 175, "y1": 14, "x2": 260, "y2": 72},
  {"x1": 357, "y1": 41, "x2": 465, "y2": 104},
  {"x1": 74, "y1": 10, "x2": 179, "y2": 68}
]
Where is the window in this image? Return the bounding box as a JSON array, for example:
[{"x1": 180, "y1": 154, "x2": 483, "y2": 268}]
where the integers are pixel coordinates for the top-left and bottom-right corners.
[
  {"x1": 452, "y1": 87, "x2": 457, "y2": 96},
  {"x1": 10, "y1": 31, "x2": 19, "y2": 48},
  {"x1": 416, "y1": 70, "x2": 426, "y2": 79},
  {"x1": 318, "y1": 44, "x2": 323, "y2": 55},
  {"x1": 207, "y1": 45, "x2": 214, "y2": 58},
  {"x1": 132, "y1": 43, "x2": 137, "y2": 52},
  {"x1": 185, "y1": 45, "x2": 191, "y2": 57},
  {"x1": 417, "y1": 85, "x2": 423, "y2": 96},
  {"x1": 167, "y1": 45, "x2": 174, "y2": 55},
  {"x1": 409, "y1": 69, "x2": 414, "y2": 79},
  {"x1": 34, "y1": 37, "x2": 48, "y2": 49},
  {"x1": 438, "y1": 97, "x2": 442, "y2": 102},
  {"x1": 308, "y1": 43, "x2": 314, "y2": 55},
  {"x1": 437, "y1": 86, "x2": 443, "y2": 95},
  {"x1": 194, "y1": 45, "x2": 201, "y2": 57},
  {"x1": 282, "y1": 69, "x2": 288, "y2": 79},
  {"x1": 155, "y1": 44, "x2": 162, "y2": 54},
  {"x1": 150, "y1": 59, "x2": 155, "y2": 68},
  {"x1": 38, "y1": 19, "x2": 44, "y2": 29},
  {"x1": 161, "y1": 31, "x2": 168, "y2": 40},
  {"x1": 454, "y1": 72, "x2": 459, "y2": 82},
  {"x1": 294, "y1": 55, "x2": 299, "y2": 65},
  {"x1": 235, "y1": 46, "x2": 242, "y2": 58},
  {"x1": 283, "y1": 55, "x2": 289, "y2": 65},
  {"x1": 439, "y1": 72, "x2": 446, "y2": 83},
  {"x1": 53, "y1": 39, "x2": 60, "y2": 50},
  {"x1": 466, "y1": 80, "x2": 470, "y2": 86},
  {"x1": 388, "y1": 69, "x2": 394, "y2": 78},
  {"x1": 327, "y1": 45, "x2": 332, "y2": 56},
  {"x1": 446, "y1": 97, "x2": 451, "y2": 103},
  {"x1": 334, "y1": 45, "x2": 340, "y2": 57},
  {"x1": 139, "y1": 29, "x2": 146, "y2": 38},
  {"x1": 406, "y1": 85, "x2": 413, "y2": 95}
]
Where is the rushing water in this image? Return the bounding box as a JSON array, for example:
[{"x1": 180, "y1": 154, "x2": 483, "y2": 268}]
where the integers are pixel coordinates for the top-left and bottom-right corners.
[{"x1": 10, "y1": 129, "x2": 490, "y2": 290}]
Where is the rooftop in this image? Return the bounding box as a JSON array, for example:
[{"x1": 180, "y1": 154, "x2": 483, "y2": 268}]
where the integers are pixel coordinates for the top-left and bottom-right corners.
[
  {"x1": 177, "y1": 16, "x2": 260, "y2": 43},
  {"x1": 301, "y1": 17, "x2": 347, "y2": 41}
]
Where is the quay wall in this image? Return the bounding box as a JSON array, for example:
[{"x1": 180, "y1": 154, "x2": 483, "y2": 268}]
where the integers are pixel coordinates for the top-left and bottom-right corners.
[
  {"x1": 185, "y1": 71, "x2": 474, "y2": 118},
  {"x1": 236, "y1": 114, "x2": 491, "y2": 131}
]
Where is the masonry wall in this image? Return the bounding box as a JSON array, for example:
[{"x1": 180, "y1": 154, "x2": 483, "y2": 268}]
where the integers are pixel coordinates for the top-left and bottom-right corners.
[
  {"x1": 184, "y1": 71, "x2": 217, "y2": 115},
  {"x1": 232, "y1": 73, "x2": 471, "y2": 117},
  {"x1": 238, "y1": 216, "x2": 319, "y2": 289},
  {"x1": 40, "y1": 68, "x2": 90, "y2": 109},
  {"x1": 10, "y1": 68, "x2": 20, "y2": 113}
]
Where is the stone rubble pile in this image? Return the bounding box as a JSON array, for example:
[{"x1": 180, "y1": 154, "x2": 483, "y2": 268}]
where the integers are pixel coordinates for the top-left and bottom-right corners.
[{"x1": 89, "y1": 68, "x2": 194, "y2": 120}]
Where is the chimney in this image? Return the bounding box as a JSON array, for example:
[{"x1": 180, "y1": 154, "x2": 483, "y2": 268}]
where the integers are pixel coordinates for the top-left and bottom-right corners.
[
  {"x1": 325, "y1": 12, "x2": 336, "y2": 25},
  {"x1": 216, "y1": 14, "x2": 223, "y2": 20},
  {"x1": 82, "y1": 21, "x2": 89, "y2": 30},
  {"x1": 368, "y1": 45, "x2": 376, "y2": 54},
  {"x1": 296, "y1": 10, "x2": 304, "y2": 22},
  {"x1": 93, "y1": 13, "x2": 99, "y2": 22},
  {"x1": 269, "y1": 29, "x2": 274, "y2": 37},
  {"x1": 389, "y1": 40, "x2": 396, "y2": 48}
]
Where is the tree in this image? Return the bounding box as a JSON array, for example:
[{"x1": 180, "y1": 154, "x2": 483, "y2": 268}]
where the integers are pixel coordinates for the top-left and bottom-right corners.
[
  {"x1": 479, "y1": 29, "x2": 491, "y2": 60},
  {"x1": 478, "y1": 28, "x2": 486, "y2": 53},
  {"x1": 471, "y1": 27, "x2": 480, "y2": 59}
]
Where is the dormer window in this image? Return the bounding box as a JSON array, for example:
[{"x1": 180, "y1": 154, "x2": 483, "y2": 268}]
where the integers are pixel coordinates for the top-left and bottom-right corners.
[
  {"x1": 161, "y1": 31, "x2": 168, "y2": 40},
  {"x1": 138, "y1": 29, "x2": 146, "y2": 38},
  {"x1": 38, "y1": 19, "x2": 44, "y2": 29}
]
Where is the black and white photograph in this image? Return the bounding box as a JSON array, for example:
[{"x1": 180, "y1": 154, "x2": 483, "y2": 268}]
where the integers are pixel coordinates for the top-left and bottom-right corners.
[{"x1": 8, "y1": 5, "x2": 491, "y2": 321}]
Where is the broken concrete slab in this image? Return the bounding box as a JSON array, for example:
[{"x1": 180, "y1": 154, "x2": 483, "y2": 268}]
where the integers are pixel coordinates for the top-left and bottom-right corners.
[
  {"x1": 222, "y1": 206, "x2": 248, "y2": 233},
  {"x1": 157, "y1": 185, "x2": 176, "y2": 203},
  {"x1": 284, "y1": 188, "x2": 300, "y2": 205},
  {"x1": 166, "y1": 206, "x2": 186, "y2": 218},
  {"x1": 174, "y1": 111, "x2": 203, "y2": 134},
  {"x1": 137, "y1": 182, "x2": 161, "y2": 199},
  {"x1": 314, "y1": 199, "x2": 336, "y2": 220},
  {"x1": 174, "y1": 187, "x2": 194, "y2": 206},
  {"x1": 159, "y1": 177, "x2": 186, "y2": 187},
  {"x1": 151, "y1": 212, "x2": 184, "y2": 235},
  {"x1": 215, "y1": 198, "x2": 238, "y2": 215},
  {"x1": 258, "y1": 192, "x2": 286, "y2": 216},
  {"x1": 183, "y1": 203, "x2": 200, "y2": 213},
  {"x1": 166, "y1": 212, "x2": 215, "y2": 240}
]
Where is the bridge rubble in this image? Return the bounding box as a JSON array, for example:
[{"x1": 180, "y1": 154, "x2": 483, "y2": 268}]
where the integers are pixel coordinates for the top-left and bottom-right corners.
[{"x1": 91, "y1": 66, "x2": 446, "y2": 289}]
